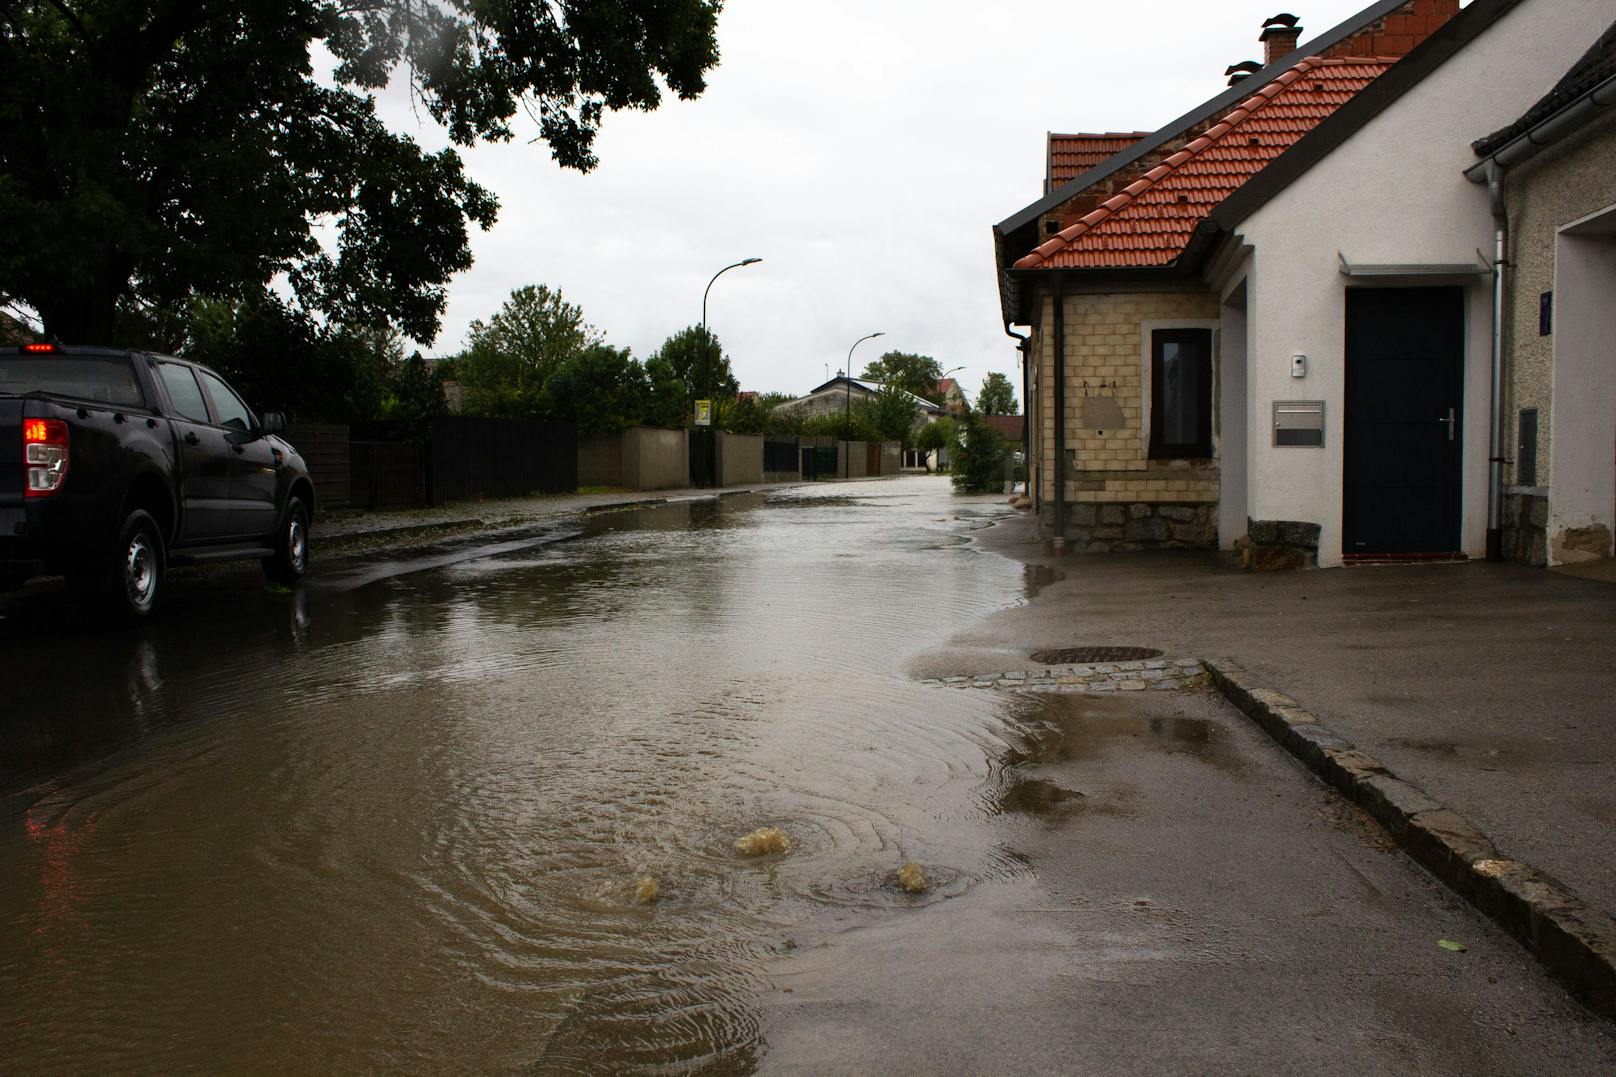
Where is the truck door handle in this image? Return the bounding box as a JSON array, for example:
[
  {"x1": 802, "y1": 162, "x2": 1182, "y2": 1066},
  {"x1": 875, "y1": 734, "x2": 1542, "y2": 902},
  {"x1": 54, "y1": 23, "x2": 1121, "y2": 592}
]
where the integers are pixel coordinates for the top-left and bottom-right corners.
[
  {"x1": 183, "y1": 432, "x2": 200, "y2": 445},
  {"x1": 1442, "y1": 408, "x2": 1455, "y2": 441}
]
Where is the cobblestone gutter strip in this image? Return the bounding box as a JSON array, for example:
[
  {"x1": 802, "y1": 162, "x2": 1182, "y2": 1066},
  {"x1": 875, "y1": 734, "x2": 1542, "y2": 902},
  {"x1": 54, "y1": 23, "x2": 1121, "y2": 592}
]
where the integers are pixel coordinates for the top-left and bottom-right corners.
[
  {"x1": 920, "y1": 657, "x2": 1208, "y2": 694},
  {"x1": 1205, "y1": 658, "x2": 1616, "y2": 1022}
]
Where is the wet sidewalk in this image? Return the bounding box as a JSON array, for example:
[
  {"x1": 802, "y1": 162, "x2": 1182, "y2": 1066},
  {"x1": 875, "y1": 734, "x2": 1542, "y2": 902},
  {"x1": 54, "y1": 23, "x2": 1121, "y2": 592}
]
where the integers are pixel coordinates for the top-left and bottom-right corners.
[{"x1": 944, "y1": 512, "x2": 1616, "y2": 926}]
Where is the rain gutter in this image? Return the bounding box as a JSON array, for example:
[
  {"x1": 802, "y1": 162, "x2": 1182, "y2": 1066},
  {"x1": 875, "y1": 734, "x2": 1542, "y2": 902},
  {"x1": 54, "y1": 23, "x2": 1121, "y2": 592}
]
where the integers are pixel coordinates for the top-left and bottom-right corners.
[{"x1": 1003, "y1": 322, "x2": 1032, "y2": 506}]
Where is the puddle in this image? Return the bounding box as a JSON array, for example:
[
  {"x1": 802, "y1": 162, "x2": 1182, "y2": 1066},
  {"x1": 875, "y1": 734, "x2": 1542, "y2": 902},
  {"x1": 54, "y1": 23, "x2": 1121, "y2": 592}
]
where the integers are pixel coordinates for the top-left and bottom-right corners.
[{"x1": 996, "y1": 777, "x2": 1087, "y2": 815}]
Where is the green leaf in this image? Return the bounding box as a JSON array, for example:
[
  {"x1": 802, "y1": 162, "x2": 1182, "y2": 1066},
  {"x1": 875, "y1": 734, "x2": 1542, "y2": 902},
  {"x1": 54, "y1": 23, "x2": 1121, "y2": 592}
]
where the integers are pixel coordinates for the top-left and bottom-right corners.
[{"x1": 1437, "y1": 939, "x2": 1467, "y2": 952}]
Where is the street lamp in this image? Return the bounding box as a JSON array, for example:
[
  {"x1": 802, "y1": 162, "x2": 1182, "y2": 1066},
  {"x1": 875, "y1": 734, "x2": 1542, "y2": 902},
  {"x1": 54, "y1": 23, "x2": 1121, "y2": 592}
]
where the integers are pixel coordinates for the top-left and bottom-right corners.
[
  {"x1": 692, "y1": 258, "x2": 760, "y2": 488},
  {"x1": 933, "y1": 365, "x2": 965, "y2": 472},
  {"x1": 845, "y1": 331, "x2": 885, "y2": 478},
  {"x1": 699, "y1": 257, "x2": 762, "y2": 417}
]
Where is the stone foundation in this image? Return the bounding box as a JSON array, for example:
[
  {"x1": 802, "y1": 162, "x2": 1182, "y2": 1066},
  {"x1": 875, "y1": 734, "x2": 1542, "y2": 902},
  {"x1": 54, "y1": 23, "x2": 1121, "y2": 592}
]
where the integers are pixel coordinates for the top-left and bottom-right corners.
[
  {"x1": 1059, "y1": 501, "x2": 1217, "y2": 553},
  {"x1": 1501, "y1": 490, "x2": 1548, "y2": 566},
  {"x1": 1239, "y1": 519, "x2": 1320, "y2": 571}
]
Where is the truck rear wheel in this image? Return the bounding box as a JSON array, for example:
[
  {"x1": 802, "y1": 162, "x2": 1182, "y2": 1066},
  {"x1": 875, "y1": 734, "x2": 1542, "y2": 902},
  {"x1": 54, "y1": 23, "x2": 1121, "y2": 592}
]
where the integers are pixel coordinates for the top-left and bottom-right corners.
[
  {"x1": 112, "y1": 509, "x2": 164, "y2": 622},
  {"x1": 263, "y1": 496, "x2": 309, "y2": 586}
]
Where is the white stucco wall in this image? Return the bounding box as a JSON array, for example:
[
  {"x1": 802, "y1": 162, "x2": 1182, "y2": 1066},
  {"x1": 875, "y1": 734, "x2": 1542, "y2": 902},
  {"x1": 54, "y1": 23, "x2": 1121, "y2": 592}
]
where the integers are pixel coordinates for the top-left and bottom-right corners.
[
  {"x1": 1549, "y1": 214, "x2": 1616, "y2": 561},
  {"x1": 1231, "y1": 0, "x2": 1608, "y2": 565}
]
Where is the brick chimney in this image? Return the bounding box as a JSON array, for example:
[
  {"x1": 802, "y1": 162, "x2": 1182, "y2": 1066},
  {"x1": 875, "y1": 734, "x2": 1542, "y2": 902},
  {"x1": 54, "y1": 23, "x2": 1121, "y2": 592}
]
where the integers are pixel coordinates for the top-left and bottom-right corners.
[{"x1": 1260, "y1": 13, "x2": 1303, "y2": 66}]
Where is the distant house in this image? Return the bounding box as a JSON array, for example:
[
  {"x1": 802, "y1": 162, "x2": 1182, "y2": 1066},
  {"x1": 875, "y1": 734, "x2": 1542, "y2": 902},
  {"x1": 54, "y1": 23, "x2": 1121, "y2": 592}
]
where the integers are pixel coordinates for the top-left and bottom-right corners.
[
  {"x1": 984, "y1": 414, "x2": 1026, "y2": 447},
  {"x1": 993, "y1": 0, "x2": 1602, "y2": 566},
  {"x1": 935, "y1": 378, "x2": 968, "y2": 415},
  {"x1": 773, "y1": 376, "x2": 943, "y2": 424}
]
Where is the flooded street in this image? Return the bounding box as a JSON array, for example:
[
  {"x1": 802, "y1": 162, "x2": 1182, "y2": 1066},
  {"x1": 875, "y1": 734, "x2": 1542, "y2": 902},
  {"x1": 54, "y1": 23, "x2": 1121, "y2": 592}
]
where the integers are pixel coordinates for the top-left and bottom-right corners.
[{"x1": 3, "y1": 476, "x2": 1613, "y2": 1074}]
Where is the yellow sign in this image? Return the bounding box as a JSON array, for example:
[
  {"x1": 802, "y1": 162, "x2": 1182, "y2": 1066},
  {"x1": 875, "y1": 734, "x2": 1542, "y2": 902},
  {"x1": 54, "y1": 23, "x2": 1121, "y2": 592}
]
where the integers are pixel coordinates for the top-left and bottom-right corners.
[{"x1": 694, "y1": 400, "x2": 713, "y2": 426}]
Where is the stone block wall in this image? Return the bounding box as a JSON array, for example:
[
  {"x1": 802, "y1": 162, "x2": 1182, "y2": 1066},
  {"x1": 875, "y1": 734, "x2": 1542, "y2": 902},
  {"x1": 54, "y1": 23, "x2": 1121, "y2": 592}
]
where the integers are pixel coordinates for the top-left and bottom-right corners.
[
  {"x1": 1063, "y1": 501, "x2": 1216, "y2": 553},
  {"x1": 1238, "y1": 519, "x2": 1322, "y2": 571}
]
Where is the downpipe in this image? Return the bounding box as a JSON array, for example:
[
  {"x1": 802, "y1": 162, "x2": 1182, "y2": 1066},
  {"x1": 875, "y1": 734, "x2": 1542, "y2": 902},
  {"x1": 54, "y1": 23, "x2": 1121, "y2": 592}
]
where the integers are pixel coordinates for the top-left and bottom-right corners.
[
  {"x1": 1051, "y1": 289, "x2": 1067, "y2": 552},
  {"x1": 1003, "y1": 322, "x2": 1031, "y2": 501},
  {"x1": 1486, "y1": 160, "x2": 1508, "y2": 563}
]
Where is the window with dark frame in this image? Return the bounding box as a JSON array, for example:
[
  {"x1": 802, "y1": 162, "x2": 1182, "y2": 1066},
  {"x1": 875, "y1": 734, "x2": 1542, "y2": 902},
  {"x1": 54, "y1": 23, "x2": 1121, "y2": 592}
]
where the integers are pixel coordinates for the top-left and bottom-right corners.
[{"x1": 1149, "y1": 328, "x2": 1212, "y2": 459}]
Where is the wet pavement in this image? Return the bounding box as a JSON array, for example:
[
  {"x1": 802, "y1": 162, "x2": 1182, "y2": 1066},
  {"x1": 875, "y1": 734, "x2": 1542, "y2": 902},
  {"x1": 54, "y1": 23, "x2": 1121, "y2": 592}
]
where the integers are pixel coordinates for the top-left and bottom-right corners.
[{"x1": 2, "y1": 476, "x2": 1613, "y2": 1073}]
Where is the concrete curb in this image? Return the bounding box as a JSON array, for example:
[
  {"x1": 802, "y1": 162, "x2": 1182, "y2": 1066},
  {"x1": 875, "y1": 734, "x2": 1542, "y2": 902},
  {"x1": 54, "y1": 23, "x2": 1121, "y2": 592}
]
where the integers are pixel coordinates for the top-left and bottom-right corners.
[{"x1": 1204, "y1": 658, "x2": 1616, "y2": 1021}]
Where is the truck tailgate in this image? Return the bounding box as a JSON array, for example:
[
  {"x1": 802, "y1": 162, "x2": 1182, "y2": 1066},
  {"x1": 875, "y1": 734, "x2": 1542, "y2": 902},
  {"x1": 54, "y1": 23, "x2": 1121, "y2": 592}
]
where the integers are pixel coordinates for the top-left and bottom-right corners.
[{"x1": 0, "y1": 398, "x2": 20, "y2": 505}]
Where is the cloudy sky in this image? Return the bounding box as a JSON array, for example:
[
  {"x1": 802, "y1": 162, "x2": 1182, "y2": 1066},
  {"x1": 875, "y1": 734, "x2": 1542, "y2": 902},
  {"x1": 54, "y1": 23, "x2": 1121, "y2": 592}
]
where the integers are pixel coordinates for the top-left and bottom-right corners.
[{"x1": 388, "y1": 0, "x2": 1399, "y2": 404}]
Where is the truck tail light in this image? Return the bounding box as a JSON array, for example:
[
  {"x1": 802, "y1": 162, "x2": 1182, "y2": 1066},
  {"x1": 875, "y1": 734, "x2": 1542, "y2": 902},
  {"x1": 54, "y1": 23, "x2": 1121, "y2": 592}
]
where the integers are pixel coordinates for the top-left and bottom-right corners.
[{"x1": 23, "y1": 418, "x2": 69, "y2": 497}]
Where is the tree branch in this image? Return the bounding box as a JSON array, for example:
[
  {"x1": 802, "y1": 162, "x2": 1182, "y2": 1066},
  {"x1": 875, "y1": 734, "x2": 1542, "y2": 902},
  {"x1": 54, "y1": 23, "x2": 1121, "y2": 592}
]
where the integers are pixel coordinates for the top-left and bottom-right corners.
[{"x1": 43, "y1": 0, "x2": 91, "y2": 46}]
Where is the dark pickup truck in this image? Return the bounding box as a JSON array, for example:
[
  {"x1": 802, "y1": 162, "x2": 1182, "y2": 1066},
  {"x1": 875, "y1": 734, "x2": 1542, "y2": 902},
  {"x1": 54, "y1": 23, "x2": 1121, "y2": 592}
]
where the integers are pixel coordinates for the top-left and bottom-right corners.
[{"x1": 1, "y1": 344, "x2": 315, "y2": 620}]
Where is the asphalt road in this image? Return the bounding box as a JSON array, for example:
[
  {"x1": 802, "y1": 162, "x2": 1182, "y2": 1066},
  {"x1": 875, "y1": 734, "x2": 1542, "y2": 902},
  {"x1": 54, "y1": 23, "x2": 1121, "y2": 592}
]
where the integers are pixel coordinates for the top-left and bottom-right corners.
[{"x1": 1, "y1": 476, "x2": 1611, "y2": 1074}]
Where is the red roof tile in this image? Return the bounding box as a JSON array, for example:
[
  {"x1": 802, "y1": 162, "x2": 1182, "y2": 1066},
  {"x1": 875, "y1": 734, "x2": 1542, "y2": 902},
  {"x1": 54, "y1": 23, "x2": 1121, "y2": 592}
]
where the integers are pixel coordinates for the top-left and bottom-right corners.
[
  {"x1": 1015, "y1": 57, "x2": 1392, "y2": 271},
  {"x1": 1047, "y1": 132, "x2": 1151, "y2": 189}
]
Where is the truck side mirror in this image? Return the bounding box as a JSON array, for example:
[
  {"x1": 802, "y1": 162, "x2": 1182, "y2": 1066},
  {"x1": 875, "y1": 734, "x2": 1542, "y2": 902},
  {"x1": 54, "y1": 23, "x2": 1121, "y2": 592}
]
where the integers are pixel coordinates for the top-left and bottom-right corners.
[{"x1": 262, "y1": 412, "x2": 286, "y2": 434}]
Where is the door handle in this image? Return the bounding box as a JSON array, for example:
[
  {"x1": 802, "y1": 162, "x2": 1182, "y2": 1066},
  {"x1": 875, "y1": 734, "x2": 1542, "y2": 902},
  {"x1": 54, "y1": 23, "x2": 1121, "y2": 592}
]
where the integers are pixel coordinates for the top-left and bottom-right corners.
[
  {"x1": 231, "y1": 444, "x2": 245, "y2": 455},
  {"x1": 183, "y1": 432, "x2": 200, "y2": 445},
  {"x1": 1442, "y1": 408, "x2": 1455, "y2": 442}
]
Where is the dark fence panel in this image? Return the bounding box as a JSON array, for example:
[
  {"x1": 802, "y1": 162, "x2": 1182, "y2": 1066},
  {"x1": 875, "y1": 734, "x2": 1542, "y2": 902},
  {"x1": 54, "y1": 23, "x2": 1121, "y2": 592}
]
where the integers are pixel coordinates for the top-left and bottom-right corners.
[
  {"x1": 428, "y1": 416, "x2": 576, "y2": 503},
  {"x1": 689, "y1": 427, "x2": 716, "y2": 488},
  {"x1": 283, "y1": 423, "x2": 350, "y2": 510},
  {"x1": 764, "y1": 436, "x2": 798, "y2": 473},
  {"x1": 350, "y1": 441, "x2": 426, "y2": 509}
]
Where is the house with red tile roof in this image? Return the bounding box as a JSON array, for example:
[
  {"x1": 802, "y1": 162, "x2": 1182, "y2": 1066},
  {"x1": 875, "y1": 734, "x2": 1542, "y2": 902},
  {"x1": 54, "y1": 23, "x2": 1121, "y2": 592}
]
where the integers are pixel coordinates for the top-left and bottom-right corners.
[{"x1": 992, "y1": 0, "x2": 1607, "y2": 567}]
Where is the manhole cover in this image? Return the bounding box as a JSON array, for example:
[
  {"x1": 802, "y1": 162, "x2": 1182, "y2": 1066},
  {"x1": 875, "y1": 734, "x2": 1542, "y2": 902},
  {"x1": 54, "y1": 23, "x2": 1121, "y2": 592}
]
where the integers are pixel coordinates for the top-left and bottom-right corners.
[{"x1": 1029, "y1": 646, "x2": 1162, "y2": 665}]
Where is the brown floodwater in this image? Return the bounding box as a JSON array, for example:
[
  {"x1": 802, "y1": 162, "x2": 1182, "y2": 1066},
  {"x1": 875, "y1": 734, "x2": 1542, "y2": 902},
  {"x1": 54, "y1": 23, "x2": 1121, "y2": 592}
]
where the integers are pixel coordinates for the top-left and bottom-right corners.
[{"x1": 0, "y1": 479, "x2": 1070, "y2": 1073}]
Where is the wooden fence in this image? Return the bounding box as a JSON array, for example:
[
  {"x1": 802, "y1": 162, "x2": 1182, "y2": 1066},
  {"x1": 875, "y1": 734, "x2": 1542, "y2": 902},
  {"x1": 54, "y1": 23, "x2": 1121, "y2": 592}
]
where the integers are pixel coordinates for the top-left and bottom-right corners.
[
  {"x1": 428, "y1": 416, "x2": 576, "y2": 503},
  {"x1": 284, "y1": 424, "x2": 351, "y2": 511}
]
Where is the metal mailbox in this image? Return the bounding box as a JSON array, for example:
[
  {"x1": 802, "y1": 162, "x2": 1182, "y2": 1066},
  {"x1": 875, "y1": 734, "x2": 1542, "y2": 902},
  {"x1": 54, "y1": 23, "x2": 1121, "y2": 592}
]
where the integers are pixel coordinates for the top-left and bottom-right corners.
[{"x1": 1273, "y1": 400, "x2": 1325, "y2": 447}]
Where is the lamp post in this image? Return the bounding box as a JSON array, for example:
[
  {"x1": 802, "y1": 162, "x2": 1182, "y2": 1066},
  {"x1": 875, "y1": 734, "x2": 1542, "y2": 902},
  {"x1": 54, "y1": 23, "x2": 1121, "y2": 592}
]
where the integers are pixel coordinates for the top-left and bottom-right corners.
[
  {"x1": 938, "y1": 365, "x2": 966, "y2": 409},
  {"x1": 699, "y1": 257, "x2": 762, "y2": 418},
  {"x1": 844, "y1": 331, "x2": 885, "y2": 478},
  {"x1": 694, "y1": 258, "x2": 760, "y2": 487},
  {"x1": 932, "y1": 365, "x2": 965, "y2": 471}
]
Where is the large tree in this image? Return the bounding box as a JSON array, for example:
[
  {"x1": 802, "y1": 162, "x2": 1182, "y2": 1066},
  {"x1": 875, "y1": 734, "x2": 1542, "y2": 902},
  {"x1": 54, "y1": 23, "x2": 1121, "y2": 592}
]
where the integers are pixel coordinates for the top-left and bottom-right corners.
[
  {"x1": 976, "y1": 371, "x2": 1020, "y2": 415},
  {"x1": 456, "y1": 284, "x2": 598, "y2": 417},
  {"x1": 650, "y1": 324, "x2": 738, "y2": 410},
  {"x1": 544, "y1": 342, "x2": 650, "y2": 436},
  {"x1": 860, "y1": 350, "x2": 944, "y2": 403},
  {"x1": 0, "y1": 1, "x2": 722, "y2": 345}
]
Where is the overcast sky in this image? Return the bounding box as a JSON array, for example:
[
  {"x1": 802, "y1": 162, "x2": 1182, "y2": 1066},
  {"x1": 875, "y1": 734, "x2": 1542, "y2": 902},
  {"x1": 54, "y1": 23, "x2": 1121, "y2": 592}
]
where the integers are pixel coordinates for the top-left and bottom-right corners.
[{"x1": 387, "y1": 0, "x2": 1410, "y2": 403}]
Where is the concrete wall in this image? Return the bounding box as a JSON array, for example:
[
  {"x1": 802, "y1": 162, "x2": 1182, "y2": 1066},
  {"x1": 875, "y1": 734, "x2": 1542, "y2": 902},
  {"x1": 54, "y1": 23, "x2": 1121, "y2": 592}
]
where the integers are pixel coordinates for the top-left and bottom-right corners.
[
  {"x1": 577, "y1": 434, "x2": 624, "y2": 488},
  {"x1": 836, "y1": 441, "x2": 869, "y2": 479},
  {"x1": 1504, "y1": 116, "x2": 1616, "y2": 564},
  {"x1": 1235, "y1": 0, "x2": 1598, "y2": 566},
  {"x1": 622, "y1": 426, "x2": 688, "y2": 491},
  {"x1": 716, "y1": 432, "x2": 764, "y2": 487}
]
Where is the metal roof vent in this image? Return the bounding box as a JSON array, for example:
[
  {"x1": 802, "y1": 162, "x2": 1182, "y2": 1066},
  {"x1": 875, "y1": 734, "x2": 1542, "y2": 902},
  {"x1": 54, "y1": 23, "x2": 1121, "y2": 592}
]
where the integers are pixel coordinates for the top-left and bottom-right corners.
[{"x1": 1226, "y1": 61, "x2": 1263, "y2": 87}]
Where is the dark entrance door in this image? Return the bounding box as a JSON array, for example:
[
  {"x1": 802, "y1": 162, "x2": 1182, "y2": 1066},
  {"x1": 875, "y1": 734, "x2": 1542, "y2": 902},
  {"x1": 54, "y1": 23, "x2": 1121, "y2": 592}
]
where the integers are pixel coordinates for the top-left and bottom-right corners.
[{"x1": 1343, "y1": 286, "x2": 1465, "y2": 555}]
